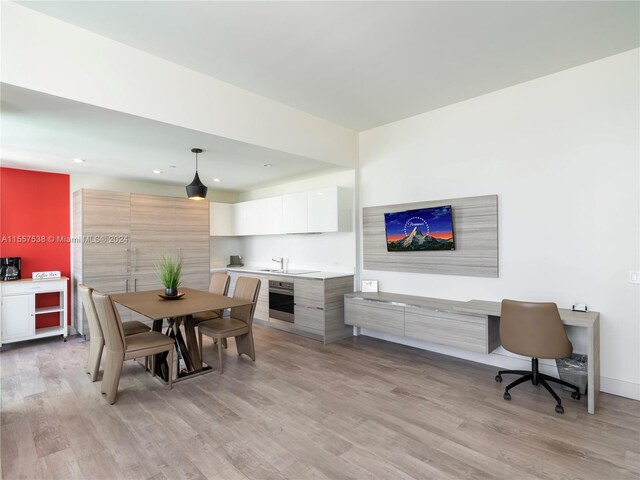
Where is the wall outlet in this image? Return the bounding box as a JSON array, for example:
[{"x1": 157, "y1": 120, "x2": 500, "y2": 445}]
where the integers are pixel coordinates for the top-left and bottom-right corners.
[
  {"x1": 361, "y1": 280, "x2": 378, "y2": 292},
  {"x1": 630, "y1": 271, "x2": 640, "y2": 284}
]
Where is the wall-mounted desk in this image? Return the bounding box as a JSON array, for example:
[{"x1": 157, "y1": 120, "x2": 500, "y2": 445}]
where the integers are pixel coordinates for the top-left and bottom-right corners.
[{"x1": 344, "y1": 292, "x2": 600, "y2": 414}]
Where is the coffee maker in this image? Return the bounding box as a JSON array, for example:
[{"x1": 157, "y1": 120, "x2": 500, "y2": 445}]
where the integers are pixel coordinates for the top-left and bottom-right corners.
[{"x1": 0, "y1": 257, "x2": 21, "y2": 281}]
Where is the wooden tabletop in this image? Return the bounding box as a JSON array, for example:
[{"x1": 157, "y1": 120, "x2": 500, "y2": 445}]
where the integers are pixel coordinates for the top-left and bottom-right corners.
[{"x1": 111, "y1": 287, "x2": 253, "y2": 320}]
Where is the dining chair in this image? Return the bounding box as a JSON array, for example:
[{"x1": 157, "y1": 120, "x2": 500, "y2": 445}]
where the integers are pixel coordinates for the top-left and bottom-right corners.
[
  {"x1": 78, "y1": 284, "x2": 151, "y2": 382},
  {"x1": 92, "y1": 291, "x2": 175, "y2": 404},
  {"x1": 197, "y1": 276, "x2": 260, "y2": 374},
  {"x1": 191, "y1": 273, "x2": 231, "y2": 325},
  {"x1": 495, "y1": 299, "x2": 581, "y2": 414}
]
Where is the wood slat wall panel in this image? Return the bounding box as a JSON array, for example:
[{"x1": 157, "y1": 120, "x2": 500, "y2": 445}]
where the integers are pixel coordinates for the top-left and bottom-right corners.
[{"x1": 363, "y1": 194, "x2": 498, "y2": 277}]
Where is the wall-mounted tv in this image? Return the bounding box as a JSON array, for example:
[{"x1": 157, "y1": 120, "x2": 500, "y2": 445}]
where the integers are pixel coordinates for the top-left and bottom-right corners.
[{"x1": 384, "y1": 205, "x2": 455, "y2": 252}]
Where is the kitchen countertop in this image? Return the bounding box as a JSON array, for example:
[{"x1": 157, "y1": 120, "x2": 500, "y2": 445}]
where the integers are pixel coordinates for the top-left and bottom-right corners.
[{"x1": 210, "y1": 266, "x2": 354, "y2": 280}]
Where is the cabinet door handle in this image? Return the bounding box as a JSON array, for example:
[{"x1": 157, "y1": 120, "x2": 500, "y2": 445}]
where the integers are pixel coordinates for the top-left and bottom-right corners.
[
  {"x1": 125, "y1": 248, "x2": 130, "y2": 273},
  {"x1": 134, "y1": 278, "x2": 137, "y2": 292},
  {"x1": 125, "y1": 279, "x2": 129, "y2": 293}
]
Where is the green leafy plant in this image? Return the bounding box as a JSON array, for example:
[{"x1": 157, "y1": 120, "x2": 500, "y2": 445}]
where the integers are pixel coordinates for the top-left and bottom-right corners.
[{"x1": 155, "y1": 254, "x2": 183, "y2": 291}]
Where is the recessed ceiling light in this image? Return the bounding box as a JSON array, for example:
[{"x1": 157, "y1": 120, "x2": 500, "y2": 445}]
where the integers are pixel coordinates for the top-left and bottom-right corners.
[
  {"x1": 73, "y1": 158, "x2": 84, "y2": 163},
  {"x1": 213, "y1": 178, "x2": 220, "y2": 183},
  {"x1": 153, "y1": 170, "x2": 162, "y2": 174},
  {"x1": 263, "y1": 163, "x2": 272, "y2": 167}
]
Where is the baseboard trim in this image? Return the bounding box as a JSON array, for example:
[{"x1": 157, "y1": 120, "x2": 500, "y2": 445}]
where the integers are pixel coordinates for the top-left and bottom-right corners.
[{"x1": 358, "y1": 328, "x2": 640, "y2": 402}]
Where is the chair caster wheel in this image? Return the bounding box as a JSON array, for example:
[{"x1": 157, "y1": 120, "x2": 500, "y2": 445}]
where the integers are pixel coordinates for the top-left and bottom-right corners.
[
  {"x1": 503, "y1": 392, "x2": 511, "y2": 401},
  {"x1": 571, "y1": 392, "x2": 581, "y2": 400},
  {"x1": 555, "y1": 404, "x2": 564, "y2": 414},
  {"x1": 495, "y1": 375, "x2": 502, "y2": 383}
]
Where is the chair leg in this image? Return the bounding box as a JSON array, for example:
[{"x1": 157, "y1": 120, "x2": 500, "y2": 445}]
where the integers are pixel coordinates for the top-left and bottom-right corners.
[
  {"x1": 541, "y1": 373, "x2": 580, "y2": 392},
  {"x1": 103, "y1": 357, "x2": 123, "y2": 405},
  {"x1": 87, "y1": 338, "x2": 105, "y2": 382},
  {"x1": 504, "y1": 373, "x2": 533, "y2": 393},
  {"x1": 151, "y1": 355, "x2": 156, "y2": 377},
  {"x1": 218, "y1": 340, "x2": 224, "y2": 374},
  {"x1": 168, "y1": 347, "x2": 173, "y2": 390},
  {"x1": 538, "y1": 378, "x2": 562, "y2": 404},
  {"x1": 235, "y1": 332, "x2": 255, "y2": 361}
]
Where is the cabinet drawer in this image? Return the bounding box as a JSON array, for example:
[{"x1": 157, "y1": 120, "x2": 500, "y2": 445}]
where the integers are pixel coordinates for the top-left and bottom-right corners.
[
  {"x1": 294, "y1": 305, "x2": 324, "y2": 333},
  {"x1": 345, "y1": 298, "x2": 404, "y2": 336},
  {"x1": 405, "y1": 307, "x2": 487, "y2": 353},
  {"x1": 1, "y1": 281, "x2": 64, "y2": 295}
]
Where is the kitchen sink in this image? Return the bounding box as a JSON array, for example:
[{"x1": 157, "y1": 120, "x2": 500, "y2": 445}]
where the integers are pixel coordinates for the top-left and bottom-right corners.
[{"x1": 256, "y1": 268, "x2": 319, "y2": 275}]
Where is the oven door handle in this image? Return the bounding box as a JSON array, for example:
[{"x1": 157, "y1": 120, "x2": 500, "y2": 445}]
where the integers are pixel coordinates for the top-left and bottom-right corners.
[{"x1": 269, "y1": 287, "x2": 294, "y2": 296}]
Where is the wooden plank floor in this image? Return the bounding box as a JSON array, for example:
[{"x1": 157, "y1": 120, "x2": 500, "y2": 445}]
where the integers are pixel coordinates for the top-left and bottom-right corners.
[{"x1": 1, "y1": 325, "x2": 639, "y2": 480}]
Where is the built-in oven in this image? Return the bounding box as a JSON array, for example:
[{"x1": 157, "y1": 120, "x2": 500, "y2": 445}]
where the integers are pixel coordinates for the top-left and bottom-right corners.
[{"x1": 269, "y1": 280, "x2": 294, "y2": 323}]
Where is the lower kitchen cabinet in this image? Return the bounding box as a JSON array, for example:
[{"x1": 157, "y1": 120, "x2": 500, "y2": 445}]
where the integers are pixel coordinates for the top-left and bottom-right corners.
[
  {"x1": 227, "y1": 271, "x2": 270, "y2": 322},
  {"x1": 0, "y1": 277, "x2": 68, "y2": 347},
  {"x1": 226, "y1": 270, "x2": 354, "y2": 344},
  {"x1": 294, "y1": 276, "x2": 354, "y2": 343}
]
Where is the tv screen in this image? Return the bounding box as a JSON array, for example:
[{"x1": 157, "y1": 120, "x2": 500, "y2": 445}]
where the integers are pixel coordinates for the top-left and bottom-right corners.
[{"x1": 384, "y1": 205, "x2": 454, "y2": 252}]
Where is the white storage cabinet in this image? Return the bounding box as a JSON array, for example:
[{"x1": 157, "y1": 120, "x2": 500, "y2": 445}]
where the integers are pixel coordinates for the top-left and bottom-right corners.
[{"x1": 0, "y1": 277, "x2": 68, "y2": 347}]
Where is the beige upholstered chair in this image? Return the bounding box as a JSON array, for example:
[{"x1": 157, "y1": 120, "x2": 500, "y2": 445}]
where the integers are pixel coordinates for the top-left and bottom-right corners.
[
  {"x1": 198, "y1": 276, "x2": 260, "y2": 374},
  {"x1": 78, "y1": 284, "x2": 150, "y2": 382},
  {"x1": 495, "y1": 299, "x2": 581, "y2": 414},
  {"x1": 191, "y1": 273, "x2": 231, "y2": 325},
  {"x1": 92, "y1": 291, "x2": 175, "y2": 404}
]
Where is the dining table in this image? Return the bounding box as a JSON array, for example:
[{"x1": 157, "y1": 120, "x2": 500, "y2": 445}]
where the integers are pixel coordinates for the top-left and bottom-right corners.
[{"x1": 111, "y1": 287, "x2": 254, "y2": 382}]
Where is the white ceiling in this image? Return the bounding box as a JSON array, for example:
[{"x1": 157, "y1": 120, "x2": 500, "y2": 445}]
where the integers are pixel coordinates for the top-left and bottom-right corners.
[
  {"x1": 0, "y1": 84, "x2": 338, "y2": 191},
  {"x1": 2, "y1": 1, "x2": 639, "y2": 191},
  {"x1": 18, "y1": 1, "x2": 640, "y2": 131}
]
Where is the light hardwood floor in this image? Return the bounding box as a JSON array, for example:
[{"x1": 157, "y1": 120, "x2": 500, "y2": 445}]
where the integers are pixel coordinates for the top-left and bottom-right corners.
[{"x1": 1, "y1": 325, "x2": 638, "y2": 479}]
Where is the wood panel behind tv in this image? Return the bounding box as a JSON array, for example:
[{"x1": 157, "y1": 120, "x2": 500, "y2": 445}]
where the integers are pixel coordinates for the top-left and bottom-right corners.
[{"x1": 362, "y1": 194, "x2": 498, "y2": 277}]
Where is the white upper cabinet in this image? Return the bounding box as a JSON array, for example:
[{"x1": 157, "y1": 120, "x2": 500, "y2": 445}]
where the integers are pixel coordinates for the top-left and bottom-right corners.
[
  {"x1": 210, "y1": 186, "x2": 351, "y2": 236},
  {"x1": 210, "y1": 202, "x2": 234, "y2": 236},
  {"x1": 307, "y1": 186, "x2": 351, "y2": 233},
  {"x1": 261, "y1": 196, "x2": 283, "y2": 235},
  {"x1": 282, "y1": 192, "x2": 308, "y2": 234}
]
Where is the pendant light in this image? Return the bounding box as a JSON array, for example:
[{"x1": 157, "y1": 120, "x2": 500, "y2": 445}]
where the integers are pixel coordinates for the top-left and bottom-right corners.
[{"x1": 186, "y1": 148, "x2": 208, "y2": 200}]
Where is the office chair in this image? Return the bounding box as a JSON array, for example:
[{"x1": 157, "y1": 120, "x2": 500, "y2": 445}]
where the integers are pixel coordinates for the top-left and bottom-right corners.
[{"x1": 495, "y1": 299, "x2": 581, "y2": 414}]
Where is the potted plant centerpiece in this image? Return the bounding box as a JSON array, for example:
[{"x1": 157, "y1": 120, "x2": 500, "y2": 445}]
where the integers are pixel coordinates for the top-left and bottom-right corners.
[{"x1": 156, "y1": 254, "x2": 183, "y2": 297}]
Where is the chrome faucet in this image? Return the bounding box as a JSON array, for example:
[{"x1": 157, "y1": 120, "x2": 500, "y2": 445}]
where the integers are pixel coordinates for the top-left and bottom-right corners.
[{"x1": 272, "y1": 256, "x2": 284, "y2": 271}]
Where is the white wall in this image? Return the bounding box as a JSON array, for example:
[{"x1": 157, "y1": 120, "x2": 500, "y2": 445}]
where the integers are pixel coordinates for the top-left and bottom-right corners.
[
  {"x1": 236, "y1": 170, "x2": 357, "y2": 272},
  {"x1": 358, "y1": 50, "x2": 640, "y2": 399}
]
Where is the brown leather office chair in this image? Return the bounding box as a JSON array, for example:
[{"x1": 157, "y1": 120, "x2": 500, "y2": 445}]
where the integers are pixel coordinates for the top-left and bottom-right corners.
[
  {"x1": 78, "y1": 284, "x2": 150, "y2": 382},
  {"x1": 496, "y1": 299, "x2": 581, "y2": 414},
  {"x1": 191, "y1": 273, "x2": 231, "y2": 325},
  {"x1": 198, "y1": 276, "x2": 260, "y2": 374},
  {"x1": 92, "y1": 291, "x2": 175, "y2": 404}
]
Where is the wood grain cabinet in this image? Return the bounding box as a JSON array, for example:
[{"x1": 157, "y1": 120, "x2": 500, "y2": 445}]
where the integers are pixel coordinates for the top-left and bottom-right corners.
[
  {"x1": 344, "y1": 292, "x2": 500, "y2": 354},
  {"x1": 294, "y1": 276, "x2": 355, "y2": 343},
  {"x1": 404, "y1": 306, "x2": 488, "y2": 353},
  {"x1": 73, "y1": 189, "x2": 210, "y2": 336},
  {"x1": 225, "y1": 270, "x2": 354, "y2": 344},
  {"x1": 344, "y1": 297, "x2": 405, "y2": 337}
]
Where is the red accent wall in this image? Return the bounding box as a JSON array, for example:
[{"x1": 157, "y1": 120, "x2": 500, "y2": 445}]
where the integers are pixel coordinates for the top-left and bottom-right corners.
[{"x1": 0, "y1": 168, "x2": 71, "y2": 327}]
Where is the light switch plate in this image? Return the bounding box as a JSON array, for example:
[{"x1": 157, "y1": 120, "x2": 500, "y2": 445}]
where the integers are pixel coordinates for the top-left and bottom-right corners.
[{"x1": 630, "y1": 271, "x2": 640, "y2": 284}]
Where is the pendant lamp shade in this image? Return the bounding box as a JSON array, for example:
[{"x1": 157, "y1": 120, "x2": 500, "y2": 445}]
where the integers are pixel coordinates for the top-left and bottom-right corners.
[{"x1": 186, "y1": 148, "x2": 208, "y2": 200}]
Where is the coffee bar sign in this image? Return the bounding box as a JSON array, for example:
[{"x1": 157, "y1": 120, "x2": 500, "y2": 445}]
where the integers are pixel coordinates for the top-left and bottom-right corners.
[{"x1": 32, "y1": 271, "x2": 61, "y2": 279}]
